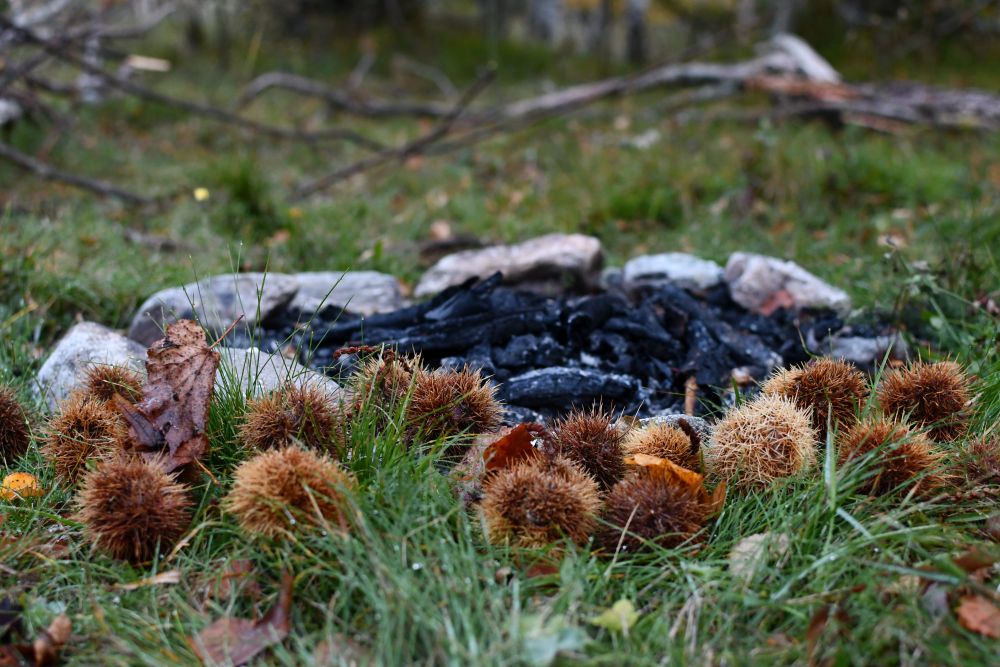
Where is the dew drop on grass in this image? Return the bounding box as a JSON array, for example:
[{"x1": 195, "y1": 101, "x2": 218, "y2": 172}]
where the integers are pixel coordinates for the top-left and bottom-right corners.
[{"x1": 412, "y1": 562, "x2": 423, "y2": 571}]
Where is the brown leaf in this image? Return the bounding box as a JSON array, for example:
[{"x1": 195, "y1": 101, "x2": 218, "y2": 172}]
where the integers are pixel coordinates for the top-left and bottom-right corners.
[
  {"x1": 314, "y1": 633, "x2": 369, "y2": 666},
  {"x1": 208, "y1": 560, "x2": 261, "y2": 603},
  {"x1": 483, "y1": 423, "x2": 546, "y2": 477},
  {"x1": 190, "y1": 572, "x2": 293, "y2": 666},
  {"x1": 115, "y1": 320, "x2": 220, "y2": 473},
  {"x1": 952, "y1": 548, "x2": 999, "y2": 575},
  {"x1": 1, "y1": 614, "x2": 71, "y2": 667},
  {"x1": 956, "y1": 595, "x2": 1000, "y2": 639}
]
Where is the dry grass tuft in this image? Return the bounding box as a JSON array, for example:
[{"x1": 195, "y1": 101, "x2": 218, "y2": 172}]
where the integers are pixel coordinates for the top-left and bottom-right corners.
[
  {"x1": 239, "y1": 383, "x2": 339, "y2": 455},
  {"x1": 877, "y1": 361, "x2": 972, "y2": 441},
  {"x1": 225, "y1": 446, "x2": 352, "y2": 538},
  {"x1": 707, "y1": 395, "x2": 818, "y2": 491},
  {"x1": 82, "y1": 364, "x2": 144, "y2": 403},
  {"x1": 547, "y1": 406, "x2": 626, "y2": 490},
  {"x1": 837, "y1": 417, "x2": 945, "y2": 496},
  {"x1": 623, "y1": 422, "x2": 699, "y2": 471},
  {"x1": 762, "y1": 358, "x2": 867, "y2": 440},
  {"x1": 0, "y1": 386, "x2": 31, "y2": 464},
  {"x1": 41, "y1": 392, "x2": 129, "y2": 483},
  {"x1": 481, "y1": 455, "x2": 600, "y2": 548},
  {"x1": 76, "y1": 456, "x2": 191, "y2": 563}
]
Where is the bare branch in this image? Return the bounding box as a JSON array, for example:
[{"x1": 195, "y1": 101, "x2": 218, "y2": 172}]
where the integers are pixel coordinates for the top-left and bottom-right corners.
[
  {"x1": 293, "y1": 67, "x2": 496, "y2": 200},
  {"x1": 0, "y1": 139, "x2": 152, "y2": 206}
]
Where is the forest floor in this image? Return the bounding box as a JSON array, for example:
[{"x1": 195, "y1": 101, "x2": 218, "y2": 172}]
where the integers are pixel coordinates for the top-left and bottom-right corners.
[{"x1": 2, "y1": 22, "x2": 1000, "y2": 666}]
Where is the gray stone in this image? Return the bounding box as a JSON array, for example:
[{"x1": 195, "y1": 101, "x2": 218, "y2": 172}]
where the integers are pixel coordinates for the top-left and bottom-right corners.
[
  {"x1": 623, "y1": 253, "x2": 724, "y2": 291},
  {"x1": 128, "y1": 272, "x2": 299, "y2": 346},
  {"x1": 724, "y1": 252, "x2": 851, "y2": 315},
  {"x1": 414, "y1": 233, "x2": 604, "y2": 298},
  {"x1": 640, "y1": 413, "x2": 711, "y2": 441},
  {"x1": 289, "y1": 271, "x2": 406, "y2": 317},
  {"x1": 215, "y1": 347, "x2": 340, "y2": 399},
  {"x1": 827, "y1": 334, "x2": 909, "y2": 368},
  {"x1": 35, "y1": 322, "x2": 147, "y2": 410}
]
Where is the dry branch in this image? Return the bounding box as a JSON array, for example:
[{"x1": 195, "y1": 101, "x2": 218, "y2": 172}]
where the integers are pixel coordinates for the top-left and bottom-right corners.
[{"x1": 0, "y1": 139, "x2": 151, "y2": 205}]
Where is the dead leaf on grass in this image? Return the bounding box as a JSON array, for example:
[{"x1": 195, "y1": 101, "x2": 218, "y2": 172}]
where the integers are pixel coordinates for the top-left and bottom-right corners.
[
  {"x1": 956, "y1": 595, "x2": 1000, "y2": 639},
  {"x1": 483, "y1": 423, "x2": 546, "y2": 477},
  {"x1": 0, "y1": 613, "x2": 71, "y2": 667},
  {"x1": 314, "y1": 633, "x2": 369, "y2": 666},
  {"x1": 113, "y1": 320, "x2": 220, "y2": 473},
  {"x1": 190, "y1": 572, "x2": 293, "y2": 666}
]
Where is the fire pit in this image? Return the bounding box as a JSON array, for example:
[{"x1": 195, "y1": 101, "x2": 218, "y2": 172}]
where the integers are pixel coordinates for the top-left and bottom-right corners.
[{"x1": 245, "y1": 271, "x2": 884, "y2": 421}]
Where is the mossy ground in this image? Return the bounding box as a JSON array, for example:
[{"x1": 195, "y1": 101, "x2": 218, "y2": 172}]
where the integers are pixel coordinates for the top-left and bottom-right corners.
[{"x1": 2, "y1": 21, "x2": 1000, "y2": 665}]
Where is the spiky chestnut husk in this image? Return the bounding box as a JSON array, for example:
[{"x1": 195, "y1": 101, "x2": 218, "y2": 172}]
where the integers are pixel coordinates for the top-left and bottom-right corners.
[
  {"x1": 225, "y1": 446, "x2": 352, "y2": 538},
  {"x1": 877, "y1": 361, "x2": 972, "y2": 441},
  {"x1": 598, "y1": 467, "x2": 710, "y2": 553},
  {"x1": 407, "y1": 366, "x2": 502, "y2": 447},
  {"x1": 706, "y1": 395, "x2": 818, "y2": 492},
  {"x1": 481, "y1": 455, "x2": 600, "y2": 548},
  {"x1": 546, "y1": 407, "x2": 626, "y2": 491},
  {"x1": 351, "y1": 353, "x2": 418, "y2": 405},
  {"x1": 0, "y1": 387, "x2": 31, "y2": 464},
  {"x1": 623, "y1": 423, "x2": 699, "y2": 471},
  {"x1": 239, "y1": 383, "x2": 339, "y2": 455},
  {"x1": 837, "y1": 418, "x2": 944, "y2": 496},
  {"x1": 82, "y1": 364, "x2": 144, "y2": 403},
  {"x1": 76, "y1": 456, "x2": 191, "y2": 563},
  {"x1": 42, "y1": 393, "x2": 128, "y2": 483},
  {"x1": 961, "y1": 437, "x2": 1000, "y2": 485},
  {"x1": 762, "y1": 358, "x2": 866, "y2": 440}
]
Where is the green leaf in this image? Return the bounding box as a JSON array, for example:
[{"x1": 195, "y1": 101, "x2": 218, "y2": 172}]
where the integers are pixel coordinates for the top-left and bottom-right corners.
[{"x1": 589, "y1": 599, "x2": 640, "y2": 635}]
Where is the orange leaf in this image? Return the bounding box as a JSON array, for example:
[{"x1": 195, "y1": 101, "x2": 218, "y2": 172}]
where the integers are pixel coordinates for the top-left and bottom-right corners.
[
  {"x1": 483, "y1": 423, "x2": 546, "y2": 476},
  {"x1": 957, "y1": 595, "x2": 1000, "y2": 639}
]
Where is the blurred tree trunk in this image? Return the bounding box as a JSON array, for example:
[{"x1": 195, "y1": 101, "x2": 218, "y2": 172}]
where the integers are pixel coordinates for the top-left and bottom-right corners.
[{"x1": 626, "y1": 0, "x2": 649, "y2": 64}]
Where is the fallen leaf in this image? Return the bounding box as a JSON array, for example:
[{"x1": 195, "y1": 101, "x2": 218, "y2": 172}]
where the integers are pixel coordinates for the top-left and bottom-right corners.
[
  {"x1": 114, "y1": 570, "x2": 181, "y2": 591},
  {"x1": 519, "y1": 614, "x2": 587, "y2": 667},
  {"x1": 483, "y1": 423, "x2": 546, "y2": 477},
  {"x1": 314, "y1": 633, "x2": 369, "y2": 666},
  {"x1": 114, "y1": 320, "x2": 220, "y2": 473},
  {"x1": 624, "y1": 453, "x2": 726, "y2": 516},
  {"x1": 0, "y1": 473, "x2": 43, "y2": 501},
  {"x1": 728, "y1": 532, "x2": 791, "y2": 583},
  {"x1": 952, "y1": 548, "x2": 999, "y2": 575},
  {"x1": 956, "y1": 595, "x2": 1000, "y2": 638},
  {"x1": 759, "y1": 289, "x2": 796, "y2": 316},
  {"x1": 190, "y1": 572, "x2": 293, "y2": 666},
  {"x1": 208, "y1": 560, "x2": 261, "y2": 603},
  {"x1": 589, "y1": 599, "x2": 640, "y2": 635},
  {"x1": 0, "y1": 613, "x2": 71, "y2": 667}
]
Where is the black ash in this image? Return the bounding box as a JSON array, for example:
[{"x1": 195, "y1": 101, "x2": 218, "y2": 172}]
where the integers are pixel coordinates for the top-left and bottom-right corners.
[{"x1": 246, "y1": 272, "x2": 883, "y2": 421}]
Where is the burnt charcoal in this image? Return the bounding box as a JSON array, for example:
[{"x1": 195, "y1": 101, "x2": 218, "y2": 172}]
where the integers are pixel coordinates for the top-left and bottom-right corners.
[
  {"x1": 242, "y1": 271, "x2": 887, "y2": 419},
  {"x1": 499, "y1": 367, "x2": 639, "y2": 411},
  {"x1": 502, "y1": 404, "x2": 548, "y2": 426}
]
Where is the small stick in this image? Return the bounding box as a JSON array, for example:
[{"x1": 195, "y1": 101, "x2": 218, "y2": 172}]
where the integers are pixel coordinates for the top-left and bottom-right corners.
[
  {"x1": 684, "y1": 376, "x2": 698, "y2": 416},
  {"x1": 209, "y1": 314, "x2": 245, "y2": 349}
]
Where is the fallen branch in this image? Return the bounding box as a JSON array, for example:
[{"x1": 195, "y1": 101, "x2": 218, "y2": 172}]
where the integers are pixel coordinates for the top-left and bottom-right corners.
[
  {"x1": 0, "y1": 139, "x2": 152, "y2": 205},
  {"x1": 293, "y1": 66, "x2": 496, "y2": 200},
  {"x1": 0, "y1": 17, "x2": 386, "y2": 151}
]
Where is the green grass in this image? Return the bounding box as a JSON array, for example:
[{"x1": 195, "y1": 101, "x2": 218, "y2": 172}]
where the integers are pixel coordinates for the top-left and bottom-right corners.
[{"x1": 3, "y1": 21, "x2": 1000, "y2": 666}]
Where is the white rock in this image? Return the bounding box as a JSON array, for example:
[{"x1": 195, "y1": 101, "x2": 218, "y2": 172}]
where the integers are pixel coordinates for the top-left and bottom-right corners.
[
  {"x1": 623, "y1": 253, "x2": 724, "y2": 291},
  {"x1": 214, "y1": 347, "x2": 339, "y2": 399},
  {"x1": 724, "y1": 252, "x2": 851, "y2": 315},
  {"x1": 414, "y1": 233, "x2": 603, "y2": 298},
  {"x1": 827, "y1": 334, "x2": 908, "y2": 367},
  {"x1": 35, "y1": 322, "x2": 147, "y2": 410},
  {"x1": 128, "y1": 272, "x2": 299, "y2": 346},
  {"x1": 289, "y1": 271, "x2": 406, "y2": 316}
]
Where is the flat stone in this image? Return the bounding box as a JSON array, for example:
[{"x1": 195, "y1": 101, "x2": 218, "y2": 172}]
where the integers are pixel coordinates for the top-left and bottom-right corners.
[
  {"x1": 623, "y1": 253, "x2": 724, "y2": 291},
  {"x1": 128, "y1": 273, "x2": 299, "y2": 346},
  {"x1": 724, "y1": 252, "x2": 851, "y2": 315},
  {"x1": 215, "y1": 347, "x2": 340, "y2": 399},
  {"x1": 827, "y1": 334, "x2": 909, "y2": 368},
  {"x1": 35, "y1": 322, "x2": 147, "y2": 410},
  {"x1": 414, "y1": 233, "x2": 604, "y2": 298},
  {"x1": 640, "y1": 413, "x2": 711, "y2": 441},
  {"x1": 289, "y1": 271, "x2": 406, "y2": 317}
]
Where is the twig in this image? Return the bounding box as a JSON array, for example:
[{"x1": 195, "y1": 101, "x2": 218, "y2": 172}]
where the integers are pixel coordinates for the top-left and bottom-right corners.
[
  {"x1": 0, "y1": 139, "x2": 152, "y2": 205},
  {"x1": 238, "y1": 71, "x2": 456, "y2": 119},
  {"x1": 0, "y1": 17, "x2": 386, "y2": 151},
  {"x1": 293, "y1": 66, "x2": 496, "y2": 200}
]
